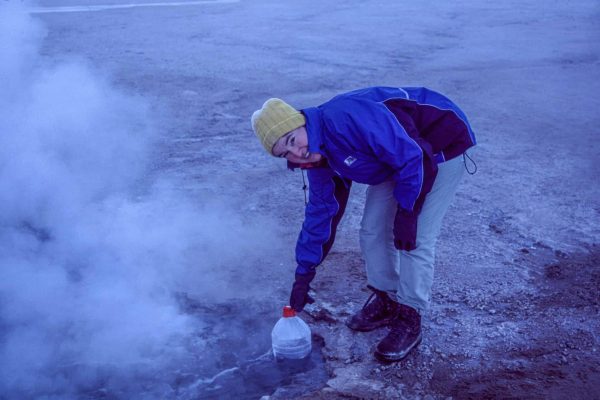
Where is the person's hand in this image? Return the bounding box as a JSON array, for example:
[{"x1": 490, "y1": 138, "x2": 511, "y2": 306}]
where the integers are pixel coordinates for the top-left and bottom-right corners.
[
  {"x1": 289, "y1": 271, "x2": 316, "y2": 312},
  {"x1": 393, "y1": 211, "x2": 417, "y2": 251}
]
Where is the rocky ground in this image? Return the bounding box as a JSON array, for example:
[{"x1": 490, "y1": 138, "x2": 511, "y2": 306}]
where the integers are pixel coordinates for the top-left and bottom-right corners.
[
  {"x1": 30, "y1": 0, "x2": 600, "y2": 398},
  {"x1": 278, "y1": 243, "x2": 599, "y2": 399}
]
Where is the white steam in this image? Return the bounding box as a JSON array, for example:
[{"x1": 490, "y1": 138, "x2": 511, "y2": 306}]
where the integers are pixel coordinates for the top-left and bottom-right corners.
[{"x1": 0, "y1": 3, "x2": 277, "y2": 398}]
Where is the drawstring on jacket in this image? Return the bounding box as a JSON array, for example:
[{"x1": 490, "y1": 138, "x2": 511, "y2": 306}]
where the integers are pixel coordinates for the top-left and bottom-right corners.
[
  {"x1": 301, "y1": 169, "x2": 308, "y2": 205},
  {"x1": 463, "y1": 151, "x2": 477, "y2": 175}
]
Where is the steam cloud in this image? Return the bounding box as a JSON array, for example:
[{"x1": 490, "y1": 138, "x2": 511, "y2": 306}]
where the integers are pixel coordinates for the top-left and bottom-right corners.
[{"x1": 0, "y1": 3, "x2": 277, "y2": 398}]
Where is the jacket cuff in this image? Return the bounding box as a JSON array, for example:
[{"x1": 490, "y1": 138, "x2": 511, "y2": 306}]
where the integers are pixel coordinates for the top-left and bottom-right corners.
[
  {"x1": 395, "y1": 207, "x2": 417, "y2": 221},
  {"x1": 295, "y1": 265, "x2": 317, "y2": 276},
  {"x1": 295, "y1": 270, "x2": 316, "y2": 284}
]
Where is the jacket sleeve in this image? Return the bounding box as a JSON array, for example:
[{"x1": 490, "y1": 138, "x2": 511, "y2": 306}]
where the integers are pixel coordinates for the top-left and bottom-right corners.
[
  {"x1": 295, "y1": 166, "x2": 352, "y2": 276},
  {"x1": 334, "y1": 97, "x2": 437, "y2": 215}
]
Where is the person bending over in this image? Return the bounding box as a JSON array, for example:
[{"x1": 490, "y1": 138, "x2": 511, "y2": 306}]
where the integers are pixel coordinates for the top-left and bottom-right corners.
[{"x1": 251, "y1": 86, "x2": 476, "y2": 362}]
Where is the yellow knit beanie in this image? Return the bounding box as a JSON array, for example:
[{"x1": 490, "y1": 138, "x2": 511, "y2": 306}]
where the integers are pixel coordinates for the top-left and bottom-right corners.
[{"x1": 251, "y1": 98, "x2": 306, "y2": 155}]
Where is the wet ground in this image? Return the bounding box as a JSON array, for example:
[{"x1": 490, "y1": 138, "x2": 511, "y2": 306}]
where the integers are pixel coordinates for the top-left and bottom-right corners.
[{"x1": 9, "y1": 0, "x2": 600, "y2": 398}]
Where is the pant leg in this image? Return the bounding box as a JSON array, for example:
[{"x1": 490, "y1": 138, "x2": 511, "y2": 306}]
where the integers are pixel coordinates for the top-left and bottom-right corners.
[
  {"x1": 359, "y1": 156, "x2": 465, "y2": 311},
  {"x1": 396, "y1": 155, "x2": 464, "y2": 312},
  {"x1": 359, "y1": 180, "x2": 399, "y2": 292}
]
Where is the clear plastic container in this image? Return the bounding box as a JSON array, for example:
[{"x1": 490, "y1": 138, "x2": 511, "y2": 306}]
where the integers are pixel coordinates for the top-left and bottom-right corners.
[{"x1": 271, "y1": 306, "x2": 312, "y2": 360}]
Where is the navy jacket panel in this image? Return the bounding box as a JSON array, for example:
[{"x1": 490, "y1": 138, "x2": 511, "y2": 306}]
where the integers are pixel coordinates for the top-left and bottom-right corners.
[{"x1": 402, "y1": 86, "x2": 477, "y2": 148}]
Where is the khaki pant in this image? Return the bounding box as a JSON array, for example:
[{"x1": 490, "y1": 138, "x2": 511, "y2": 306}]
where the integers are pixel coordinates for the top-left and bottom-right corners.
[{"x1": 359, "y1": 155, "x2": 465, "y2": 313}]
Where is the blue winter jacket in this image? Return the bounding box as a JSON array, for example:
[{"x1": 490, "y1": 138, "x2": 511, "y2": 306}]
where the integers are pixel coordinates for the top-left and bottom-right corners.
[{"x1": 291, "y1": 86, "x2": 476, "y2": 275}]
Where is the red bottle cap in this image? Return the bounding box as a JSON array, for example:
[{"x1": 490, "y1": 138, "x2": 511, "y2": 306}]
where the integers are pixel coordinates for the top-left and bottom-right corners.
[{"x1": 283, "y1": 306, "x2": 296, "y2": 318}]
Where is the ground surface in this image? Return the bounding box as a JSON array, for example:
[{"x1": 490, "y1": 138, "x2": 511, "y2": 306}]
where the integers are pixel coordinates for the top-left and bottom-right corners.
[{"x1": 16, "y1": 0, "x2": 600, "y2": 398}]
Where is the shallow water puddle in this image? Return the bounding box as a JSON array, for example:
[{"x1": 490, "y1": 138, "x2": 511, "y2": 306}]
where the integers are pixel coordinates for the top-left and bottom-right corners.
[
  {"x1": 192, "y1": 340, "x2": 326, "y2": 399},
  {"x1": 177, "y1": 298, "x2": 328, "y2": 399}
]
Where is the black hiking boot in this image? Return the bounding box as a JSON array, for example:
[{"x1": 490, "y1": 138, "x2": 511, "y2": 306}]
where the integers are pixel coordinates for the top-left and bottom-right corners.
[
  {"x1": 346, "y1": 285, "x2": 400, "y2": 332},
  {"x1": 374, "y1": 303, "x2": 422, "y2": 362}
]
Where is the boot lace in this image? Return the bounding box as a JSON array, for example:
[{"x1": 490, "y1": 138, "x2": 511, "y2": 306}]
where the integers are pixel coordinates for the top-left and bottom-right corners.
[
  {"x1": 389, "y1": 304, "x2": 421, "y2": 335},
  {"x1": 361, "y1": 285, "x2": 389, "y2": 318}
]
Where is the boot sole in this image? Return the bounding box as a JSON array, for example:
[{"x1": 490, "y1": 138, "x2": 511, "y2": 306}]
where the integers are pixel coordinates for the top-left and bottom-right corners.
[
  {"x1": 374, "y1": 333, "x2": 422, "y2": 363},
  {"x1": 345, "y1": 317, "x2": 395, "y2": 332}
]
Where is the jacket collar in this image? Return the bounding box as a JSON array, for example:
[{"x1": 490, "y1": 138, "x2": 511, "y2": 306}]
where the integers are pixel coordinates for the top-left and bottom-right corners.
[
  {"x1": 286, "y1": 106, "x2": 326, "y2": 171},
  {"x1": 301, "y1": 106, "x2": 324, "y2": 155},
  {"x1": 287, "y1": 158, "x2": 329, "y2": 171}
]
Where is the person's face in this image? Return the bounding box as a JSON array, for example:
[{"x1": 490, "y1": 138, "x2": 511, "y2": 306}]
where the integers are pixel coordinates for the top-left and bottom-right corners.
[{"x1": 272, "y1": 126, "x2": 322, "y2": 164}]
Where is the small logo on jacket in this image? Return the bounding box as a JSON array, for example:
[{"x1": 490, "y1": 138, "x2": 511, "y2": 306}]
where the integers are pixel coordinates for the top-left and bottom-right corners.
[{"x1": 344, "y1": 156, "x2": 357, "y2": 166}]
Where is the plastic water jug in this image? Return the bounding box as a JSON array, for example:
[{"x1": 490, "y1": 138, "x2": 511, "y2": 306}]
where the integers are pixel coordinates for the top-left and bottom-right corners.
[{"x1": 271, "y1": 306, "x2": 311, "y2": 360}]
